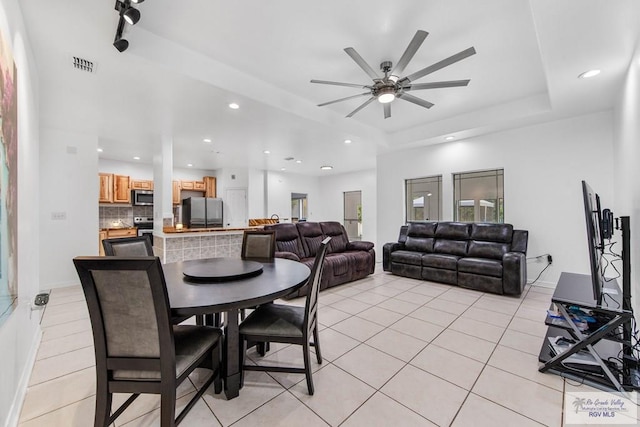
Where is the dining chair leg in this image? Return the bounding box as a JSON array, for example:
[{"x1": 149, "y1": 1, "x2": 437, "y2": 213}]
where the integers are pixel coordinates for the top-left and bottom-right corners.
[
  {"x1": 94, "y1": 386, "x2": 111, "y2": 427},
  {"x1": 213, "y1": 342, "x2": 223, "y2": 394},
  {"x1": 160, "y1": 386, "x2": 176, "y2": 427},
  {"x1": 302, "y1": 341, "x2": 314, "y2": 395},
  {"x1": 312, "y1": 325, "x2": 323, "y2": 364}
]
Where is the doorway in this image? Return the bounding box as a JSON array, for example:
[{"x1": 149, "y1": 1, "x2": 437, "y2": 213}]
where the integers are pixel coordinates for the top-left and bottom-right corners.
[
  {"x1": 225, "y1": 188, "x2": 248, "y2": 227},
  {"x1": 291, "y1": 193, "x2": 308, "y2": 222},
  {"x1": 343, "y1": 191, "x2": 361, "y2": 240}
]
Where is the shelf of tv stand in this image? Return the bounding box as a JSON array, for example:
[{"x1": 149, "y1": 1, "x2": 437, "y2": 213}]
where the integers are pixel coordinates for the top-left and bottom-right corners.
[{"x1": 538, "y1": 272, "x2": 637, "y2": 392}]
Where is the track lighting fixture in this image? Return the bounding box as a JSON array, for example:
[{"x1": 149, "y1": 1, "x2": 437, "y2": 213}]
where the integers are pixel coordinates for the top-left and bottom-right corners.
[
  {"x1": 113, "y1": 0, "x2": 143, "y2": 52},
  {"x1": 113, "y1": 16, "x2": 129, "y2": 52}
]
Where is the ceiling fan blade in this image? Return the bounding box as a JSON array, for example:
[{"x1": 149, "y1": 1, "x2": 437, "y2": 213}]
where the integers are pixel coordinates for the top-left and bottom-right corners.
[
  {"x1": 397, "y1": 93, "x2": 434, "y2": 109},
  {"x1": 344, "y1": 47, "x2": 379, "y2": 81},
  {"x1": 346, "y1": 96, "x2": 376, "y2": 118},
  {"x1": 390, "y1": 30, "x2": 429, "y2": 80},
  {"x1": 318, "y1": 92, "x2": 371, "y2": 107},
  {"x1": 311, "y1": 79, "x2": 372, "y2": 89},
  {"x1": 383, "y1": 103, "x2": 391, "y2": 119},
  {"x1": 401, "y1": 47, "x2": 476, "y2": 84},
  {"x1": 403, "y1": 80, "x2": 470, "y2": 91}
]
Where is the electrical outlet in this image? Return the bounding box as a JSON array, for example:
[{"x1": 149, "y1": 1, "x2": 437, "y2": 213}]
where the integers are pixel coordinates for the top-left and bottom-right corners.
[
  {"x1": 34, "y1": 293, "x2": 49, "y2": 306},
  {"x1": 547, "y1": 254, "x2": 553, "y2": 264}
]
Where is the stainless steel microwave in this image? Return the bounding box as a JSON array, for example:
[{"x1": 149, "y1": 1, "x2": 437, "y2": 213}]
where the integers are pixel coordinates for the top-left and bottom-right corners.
[{"x1": 132, "y1": 190, "x2": 153, "y2": 206}]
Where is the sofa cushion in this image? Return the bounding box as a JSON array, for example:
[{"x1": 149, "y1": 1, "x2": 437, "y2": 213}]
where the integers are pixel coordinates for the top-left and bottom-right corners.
[
  {"x1": 390, "y1": 250, "x2": 423, "y2": 266},
  {"x1": 458, "y1": 257, "x2": 503, "y2": 278},
  {"x1": 434, "y1": 239, "x2": 468, "y2": 256},
  {"x1": 407, "y1": 222, "x2": 437, "y2": 237},
  {"x1": 296, "y1": 222, "x2": 324, "y2": 257},
  {"x1": 435, "y1": 222, "x2": 470, "y2": 240},
  {"x1": 421, "y1": 253, "x2": 460, "y2": 270},
  {"x1": 325, "y1": 253, "x2": 351, "y2": 278},
  {"x1": 319, "y1": 222, "x2": 349, "y2": 253},
  {"x1": 467, "y1": 241, "x2": 510, "y2": 260},
  {"x1": 470, "y1": 223, "x2": 513, "y2": 243},
  {"x1": 266, "y1": 223, "x2": 305, "y2": 258}
]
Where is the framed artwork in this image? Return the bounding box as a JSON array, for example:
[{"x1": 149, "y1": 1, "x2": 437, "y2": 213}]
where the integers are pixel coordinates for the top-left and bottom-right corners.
[{"x1": 0, "y1": 27, "x2": 17, "y2": 327}]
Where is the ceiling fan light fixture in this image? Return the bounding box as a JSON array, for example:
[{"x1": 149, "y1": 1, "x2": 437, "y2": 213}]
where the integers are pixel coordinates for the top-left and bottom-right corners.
[{"x1": 377, "y1": 87, "x2": 396, "y2": 104}]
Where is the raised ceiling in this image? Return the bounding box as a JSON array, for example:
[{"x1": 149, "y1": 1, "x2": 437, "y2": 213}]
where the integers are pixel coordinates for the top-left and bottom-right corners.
[{"x1": 20, "y1": 0, "x2": 640, "y2": 175}]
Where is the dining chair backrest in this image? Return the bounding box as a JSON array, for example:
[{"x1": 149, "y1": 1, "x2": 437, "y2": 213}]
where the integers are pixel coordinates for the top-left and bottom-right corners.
[
  {"x1": 304, "y1": 237, "x2": 330, "y2": 337},
  {"x1": 74, "y1": 257, "x2": 172, "y2": 364},
  {"x1": 102, "y1": 235, "x2": 154, "y2": 257},
  {"x1": 241, "y1": 230, "x2": 276, "y2": 259}
]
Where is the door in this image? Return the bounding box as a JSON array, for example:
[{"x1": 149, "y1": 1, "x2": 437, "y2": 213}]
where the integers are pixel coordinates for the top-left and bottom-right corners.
[
  {"x1": 343, "y1": 191, "x2": 361, "y2": 241},
  {"x1": 225, "y1": 188, "x2": 248, "y2": 227}
]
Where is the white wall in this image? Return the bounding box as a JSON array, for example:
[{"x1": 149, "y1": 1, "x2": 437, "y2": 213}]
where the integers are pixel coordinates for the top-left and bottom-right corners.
[
  {"x1": 317, "y1": 169, "x2": 377, "y2": 245},
  {"x1": 248, "y1": 168, "x2": 266, "y2": 219},
  {"x1": 99, "y1": 158, "x2": 216, "y2": 182},
  {"x1": 39, "y1": 129, "x2": 98, "y2": 287},
  {"x1": 377, "y1": 111, "x2": 615, "y2": 285},
  {"x1": 0, "y1": 0, "x2": 42, "y2": 425},
  {"x1": 266, "y1": 171, "x2": 320, "y2": 222},
  {"x1": 613, "y1": 37, "x2": 640, "y2": 316}
]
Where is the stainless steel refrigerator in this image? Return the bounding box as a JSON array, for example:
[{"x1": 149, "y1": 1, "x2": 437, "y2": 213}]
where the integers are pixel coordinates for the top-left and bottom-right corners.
[{"x1": 182, "y1": 197, "x2": 223, "y2": 228}]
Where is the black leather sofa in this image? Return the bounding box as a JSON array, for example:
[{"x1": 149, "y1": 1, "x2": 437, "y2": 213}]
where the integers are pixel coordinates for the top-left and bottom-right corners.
[
  {"x1": 264, "y1": 221, "x2": 375, "y2": 298},
  {"x1": 383, "y1": 222, "x2": 528, "y2": 296}
]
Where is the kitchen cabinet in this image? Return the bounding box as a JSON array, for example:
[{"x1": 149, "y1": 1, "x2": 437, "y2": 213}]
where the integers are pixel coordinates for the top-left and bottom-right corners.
[
  {"x1": 131, "y1": 179, "x2": 153, "y2": 190},
  {"x1": 113, "y1": 175, "x2": 131, "y2": 204},
  {"x1": 204, "y1": 176, "x2": 217, "y2": 198},
  {"x1": 194, "y1": 181, "x2": 205, "y2": 191},
  {"x1": 180, "y1": 181, "x2": 194, "y2": 190},
  {"x1": 180, "y1": 180, "x2": 206, "y2": 191},
  {"x1": 172, "y1": 181, "x2": 181, "y2": 205},
  {"x1": 99, "y1": 173, "x2": 113, "y2": 203},
  {"x1": 98, "y1": 230, "x2": 107, "y2": 256}
]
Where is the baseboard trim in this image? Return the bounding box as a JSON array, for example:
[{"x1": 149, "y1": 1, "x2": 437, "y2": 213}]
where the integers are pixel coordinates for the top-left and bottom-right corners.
[{"x1": 4, "y1": 327, "x2": 42, "y2": 427}]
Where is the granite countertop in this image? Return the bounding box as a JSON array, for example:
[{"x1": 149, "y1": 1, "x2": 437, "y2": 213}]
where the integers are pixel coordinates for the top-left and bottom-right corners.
[
  {"x1": 100, "y1": 226, "x2": 137, "y2": 231},
  {"x1": 162, "y1": 225, "x2": 263, "y2": 234}
]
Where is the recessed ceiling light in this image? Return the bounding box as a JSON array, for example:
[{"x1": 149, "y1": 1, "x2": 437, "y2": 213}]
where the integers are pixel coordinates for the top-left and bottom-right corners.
[
  {"x1": 187, "y1": 163, "x2": 193, "y2": 167},
  {"x1": 203, "y1": 138, "x2": 212, "y2": 143},
  {"x1": 344, "y1": 139, "x2": 352, "y2": 144},
  {"x1": 445, "y1": 136, "x2": 455, "y2": 141},
  {"x1": 229, "y1": 103, "x2": 240, "y2": 109},
  {"x1": 296, "y1": 160, "x2": 302, "y2": 164},
  {"x1": 263, "y1": 150, "x2": 270, "y2": 154},
  {"x1": 133, "y1": 156, "x2": 140, "y2": 160},
  {"x1": 97, "y1": 148, "x2": 103, "y2": 152},
  {"x1": 320, "y1": 165, "x2": 333, "y2": 170},
  {"x1": 281, "y1": 167, "x2": 286, "y2": 171},
  {"x1": 578, "y1": 69, "x2": 601, "y2": 79}
]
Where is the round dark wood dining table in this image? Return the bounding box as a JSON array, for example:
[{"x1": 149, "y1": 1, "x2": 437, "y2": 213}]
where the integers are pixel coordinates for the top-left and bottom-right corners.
[{"x1": 162, "y1": 257, "x2": 311, "y2": 399}]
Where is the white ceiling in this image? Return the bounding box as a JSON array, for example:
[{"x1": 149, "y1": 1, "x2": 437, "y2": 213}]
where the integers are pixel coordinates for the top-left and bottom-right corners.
[{"x1": 20, "y1": 0, "x2": 640, "y2": 175}]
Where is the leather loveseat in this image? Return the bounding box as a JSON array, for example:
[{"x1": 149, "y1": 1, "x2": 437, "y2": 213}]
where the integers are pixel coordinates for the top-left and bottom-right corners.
[
  {"x1": 264, "y1": 221, "x2": 375, "y2": 298},
  {"x1": 383, "y1": 222, "x2": 528, "y2": 296}
]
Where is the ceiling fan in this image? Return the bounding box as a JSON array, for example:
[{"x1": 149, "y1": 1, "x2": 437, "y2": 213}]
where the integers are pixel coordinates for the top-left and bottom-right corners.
[{"x1": 311, "y1": 30, "x2": 476, "y2": 119}]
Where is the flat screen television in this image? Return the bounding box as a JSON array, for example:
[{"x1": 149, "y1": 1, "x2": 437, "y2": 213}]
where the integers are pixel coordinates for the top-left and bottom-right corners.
[{"x1": 581, "y1": 180, "x2": 606, "y2": 306}]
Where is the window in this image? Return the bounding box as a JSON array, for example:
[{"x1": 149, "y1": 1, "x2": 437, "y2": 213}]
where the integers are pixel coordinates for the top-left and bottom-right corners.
[
  {"x1": 405, "y1": 176, "x2": 442, "y2": 222},
  {"x1": 291, "y1": 193, "x2": 308, "y2": 222},
  {"x1": 453, "y1": 169, "x2": 504, "y2": 223}
]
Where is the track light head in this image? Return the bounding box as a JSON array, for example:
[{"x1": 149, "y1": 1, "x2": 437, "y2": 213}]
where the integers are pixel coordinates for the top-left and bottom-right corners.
[
  {"x1": 113, "y1": 38, "x2": 129, "y2": 52},
  {"x1": 123, "y1": 7, "x2": 140, "y2": 25}
]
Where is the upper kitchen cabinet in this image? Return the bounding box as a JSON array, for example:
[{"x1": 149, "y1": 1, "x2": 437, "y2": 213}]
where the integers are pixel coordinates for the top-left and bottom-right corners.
[
  {"x1": 113, "y1": 175, "x2": 131, "y2": 204},
  {"x1": 130, "y1": 179, "x2": 154, "y2": 190},
  {"x1": 99, "y1": 173, "x2": 113, "y2": 203},
  {"x1": 204, "y1": 176, "x2": 216, "y2": 198},
  {"x1": 172, "y1": 181, "x2": 181, "y2": 205}
]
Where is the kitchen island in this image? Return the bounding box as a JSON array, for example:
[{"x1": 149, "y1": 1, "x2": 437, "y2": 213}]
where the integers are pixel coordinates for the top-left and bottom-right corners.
[{"x1": 154, "y1": 226, "x2": 263, "y2": 263}]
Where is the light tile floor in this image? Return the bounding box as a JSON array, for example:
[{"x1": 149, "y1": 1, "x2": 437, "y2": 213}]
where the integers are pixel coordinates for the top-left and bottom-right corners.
[{"x1": 17, "y1": 265, "x2": 639, "y2": 426}]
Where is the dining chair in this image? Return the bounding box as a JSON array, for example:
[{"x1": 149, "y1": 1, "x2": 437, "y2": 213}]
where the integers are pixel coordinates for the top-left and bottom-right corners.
[
  {"x1": 102, "y1": 235, "x2": 153, "y2": 256},
  {"x1": 102, "y1": 235, "x2": 194, "y2": 325},
  {"x1": 239, "y1": 236, "x2": 330, "y2": 395},
  {"x1": 73, "y1": 256, "x2": 223, "y2": 427},
  {"x1": 241, "y1": 230, "x2": 276, "y2": 260}
]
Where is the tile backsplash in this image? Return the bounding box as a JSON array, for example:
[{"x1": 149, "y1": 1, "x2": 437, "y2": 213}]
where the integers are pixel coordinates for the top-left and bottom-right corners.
[{"x1": 99, "y1": 206, "x2": 153, "y2": 228}]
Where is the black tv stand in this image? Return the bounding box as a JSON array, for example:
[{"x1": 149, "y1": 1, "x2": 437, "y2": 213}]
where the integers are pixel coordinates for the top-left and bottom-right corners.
[{"x1": 538, "y1": 272, "x2": 638, "y2": 392}]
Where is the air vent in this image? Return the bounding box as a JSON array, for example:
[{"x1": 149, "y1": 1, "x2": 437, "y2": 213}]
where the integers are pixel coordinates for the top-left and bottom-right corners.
[
  {"x1": 284, "y1": 157, "x2": 294, "y2": 161},
  {"x1": 71, "y1": 56, "x2": 96, "y2": 73}
]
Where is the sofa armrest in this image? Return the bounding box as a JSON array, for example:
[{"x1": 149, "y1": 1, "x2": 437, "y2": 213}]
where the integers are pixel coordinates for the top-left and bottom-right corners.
[
  {"x1": 275, "y1": 251, "x2": 300, "y2": 262},
  {"x1": 383, "y1": 242, "x2": 404, "y2": 271},
  {"x1": 347, "y1": 241, "x2": 375, "y2": 251},
  {"x1": 502, "y1": 252, "x2": 526, "y2": 296}
]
